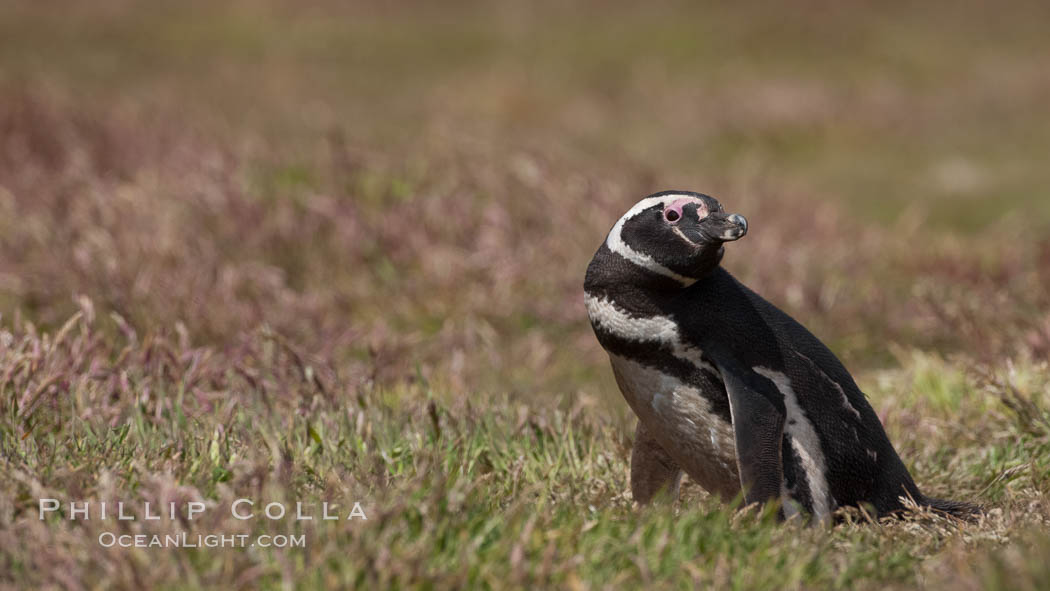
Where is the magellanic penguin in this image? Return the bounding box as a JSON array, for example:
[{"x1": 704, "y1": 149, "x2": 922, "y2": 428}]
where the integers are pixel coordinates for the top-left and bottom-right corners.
[{"x1": 584, "y1": 190, "x2": 977, "y2": 522}]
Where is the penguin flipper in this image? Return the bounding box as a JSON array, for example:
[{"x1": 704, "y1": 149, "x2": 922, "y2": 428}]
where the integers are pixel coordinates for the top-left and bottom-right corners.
[{"x1": 716, "y1": 363, "x2": 786, "y2": 507}]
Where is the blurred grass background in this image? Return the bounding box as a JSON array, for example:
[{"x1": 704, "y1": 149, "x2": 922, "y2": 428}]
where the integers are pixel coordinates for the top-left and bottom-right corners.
[
  {"x1": 3, "y1": 0, "x2": 1049, "y2": 229},
  {"x1": 2, "y1": 1, "x2": 1050, "y2": 589}
]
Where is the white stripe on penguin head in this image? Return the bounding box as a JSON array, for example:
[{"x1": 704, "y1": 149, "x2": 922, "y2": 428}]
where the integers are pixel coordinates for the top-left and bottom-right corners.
[{"x1": 605, "y1": 195, "x2": 709, "y2": 286}]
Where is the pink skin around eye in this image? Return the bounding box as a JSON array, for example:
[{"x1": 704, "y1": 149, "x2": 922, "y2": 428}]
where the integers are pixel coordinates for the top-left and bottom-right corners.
[{"x1": 664, "y1": 198, "x2": 708, "y2": 222}]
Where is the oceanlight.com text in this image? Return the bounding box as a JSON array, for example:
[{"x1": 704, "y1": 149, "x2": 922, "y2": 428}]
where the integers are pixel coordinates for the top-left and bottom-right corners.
[{"x1": 98, "y1": 532, "x2": 306, "y2": 548}]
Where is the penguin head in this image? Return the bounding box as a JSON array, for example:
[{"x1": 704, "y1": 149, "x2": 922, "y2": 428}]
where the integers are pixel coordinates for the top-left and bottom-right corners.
[{"x1": 605, "y1": 191, "x2": 748, "y2": 284}]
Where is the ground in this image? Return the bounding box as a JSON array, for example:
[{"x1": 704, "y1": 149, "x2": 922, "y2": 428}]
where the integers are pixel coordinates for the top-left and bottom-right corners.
[{"x1": 2, "y1": 1, "x2": 1050, "y2": 589}]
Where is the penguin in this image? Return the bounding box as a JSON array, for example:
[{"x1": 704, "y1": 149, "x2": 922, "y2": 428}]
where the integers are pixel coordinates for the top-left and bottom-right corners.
[{"x1": 584, "y1": 190, "x2": 977, "y2": 521}]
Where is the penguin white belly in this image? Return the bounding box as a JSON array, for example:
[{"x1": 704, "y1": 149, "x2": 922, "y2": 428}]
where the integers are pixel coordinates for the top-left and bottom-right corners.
[{"x1": 609, "y1": 354, "x2": 740, "y2": 500}]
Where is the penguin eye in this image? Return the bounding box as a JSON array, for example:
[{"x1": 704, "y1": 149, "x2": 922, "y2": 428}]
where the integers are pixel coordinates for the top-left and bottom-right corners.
[{"x1": 664, "y1": 209, "x2": 681, "y2": 222}]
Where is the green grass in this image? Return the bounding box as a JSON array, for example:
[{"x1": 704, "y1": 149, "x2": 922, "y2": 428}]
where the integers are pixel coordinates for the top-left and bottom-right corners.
[
  {"x1": 2, "y1": 0, "x2": 1050, "y2": 588},
  {"x1": 2, "y1": 309, "x2": 1050, "y2": 588}
]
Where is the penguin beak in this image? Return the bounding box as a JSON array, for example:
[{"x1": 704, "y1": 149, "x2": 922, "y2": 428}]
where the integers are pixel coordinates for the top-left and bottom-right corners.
[
  {"x1": 720, "y1": 213, "x2": 748, "y2": 241},
  {"x1": 695, "y1": 212, "x2": 747, "y2": 243}
]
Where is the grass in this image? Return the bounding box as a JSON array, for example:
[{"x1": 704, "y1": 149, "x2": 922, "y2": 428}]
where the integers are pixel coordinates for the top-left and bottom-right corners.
[
  {"x1": 2, "y1": 0, "x2": 1050, "y2": 589},
  {"x1": 2, "y1": 310, "x2": 1049, "y2": 589}
]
